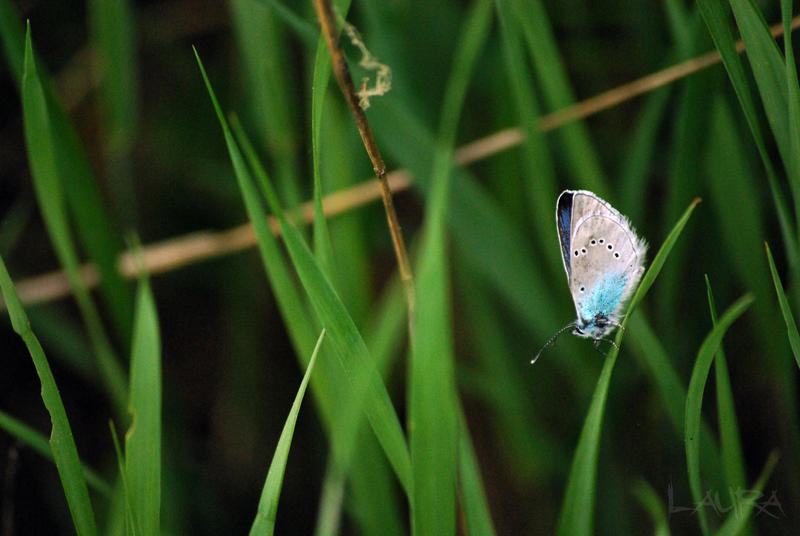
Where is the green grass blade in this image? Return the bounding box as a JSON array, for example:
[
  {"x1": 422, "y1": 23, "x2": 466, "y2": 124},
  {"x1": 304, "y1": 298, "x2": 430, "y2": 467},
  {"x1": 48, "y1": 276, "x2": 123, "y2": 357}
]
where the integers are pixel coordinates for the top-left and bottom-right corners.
[
  {"x1": 21, "y1": 23, "x2": 127, "y2": 411},
  {"x1": 230, "y1": 0, "x2": 303, "y2": 209},
  {"x1": 88, "y1": 0, "x2": 138, "y2": 227},
  {"x1": 626, "y1": 313, "x2": 725, "y2": 491},
  {"x1": 0, "y1": 0, "x2": 24, "y2": 84},
  {"x1": 250, "y1": 329, "x2": 325, "y2": 536},
  {"x1": 765, "y1": 242, "x2": 800, "y2": 369},
  {"x1": 495, "y1": 0, "x2": 558, "y2": 271},
  {"x1": 109, "y1": 421, "x2": 136, "y2": 536},
  {"x1": 1, "y1": 5, "x2": 134, "y2": 343},
  {"x1": 309, "y1": 0, "x2": 351, "y2": 278},
  {"x1": 704, "y1": 277, "x2": 747, "y2": 496},
  {"x1": 0, "y1": 409, "x2": 112, "y2": 496},
  {"x1": 196, "y1": 50, "x2": 412, "y2": 496},
  {"x1": 685, "y1": 294, "x2": 754, "y2": 536},
  {"x1": 0, "y1": 254, "x2": 98, "y2": 536},
  {"x1": 716, "y1": 451, "x2": 779, "y2": 536},
  {"x1": 409, "y1": 2, "x2": 493, "y2": 533},
  {"x1": 728, "y1": 0, "x2": 792, "y2": 174},
  {"x1": 255, "y1": 0, "x2": 318, "y2": 46},
  {"x1": 557, "y1": 198, "x2": 701, "y2": 536},
  {"x1": 508, "y1": 0, "x2": 608, "y2": 192},
  {"x1": 631, "y1": 480, "x2": 671, "y2": 536},
  {"x1": 458, "y1": 412, "x2": 498, "y2": 536},
  {"x1": 125, "y1": 274, "x2": 162, "y2": 536},
  {"x1": 782, "y1": 0, "x2": 800, "y2": 190},
  {"x1": 697, "y1": 0, "x2": 799, "y2": 269}
]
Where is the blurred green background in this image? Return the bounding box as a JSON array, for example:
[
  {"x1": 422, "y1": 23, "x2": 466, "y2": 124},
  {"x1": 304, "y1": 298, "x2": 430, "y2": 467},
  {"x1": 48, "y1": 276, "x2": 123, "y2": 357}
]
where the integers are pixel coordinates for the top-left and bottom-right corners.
[{"x1": 1, "y1": 0, "x2": 800, "y2": 534}]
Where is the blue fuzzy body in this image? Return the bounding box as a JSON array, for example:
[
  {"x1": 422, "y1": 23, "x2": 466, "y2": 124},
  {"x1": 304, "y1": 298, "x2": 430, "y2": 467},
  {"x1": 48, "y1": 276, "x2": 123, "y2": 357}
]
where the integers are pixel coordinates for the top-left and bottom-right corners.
[{"x1": 576, "y1": 271, "x2": 628, "y2": 336}]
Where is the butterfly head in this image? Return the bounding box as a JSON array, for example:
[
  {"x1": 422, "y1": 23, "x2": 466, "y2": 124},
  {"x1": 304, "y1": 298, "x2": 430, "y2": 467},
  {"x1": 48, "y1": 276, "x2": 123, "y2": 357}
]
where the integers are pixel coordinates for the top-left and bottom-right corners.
[{"x1": 573, "y1": 313, "x2": 615, "y2": 339}]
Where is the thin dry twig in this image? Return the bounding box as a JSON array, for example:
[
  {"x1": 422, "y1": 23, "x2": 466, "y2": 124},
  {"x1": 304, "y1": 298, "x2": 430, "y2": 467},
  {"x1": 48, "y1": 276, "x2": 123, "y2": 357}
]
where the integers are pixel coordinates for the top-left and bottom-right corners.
[
  {"x1": 6, "y1": 15, "x2": 800, "y2": 310},
  {"x1": 311, "y1": 0, "x2": 416, "y2": 321}
]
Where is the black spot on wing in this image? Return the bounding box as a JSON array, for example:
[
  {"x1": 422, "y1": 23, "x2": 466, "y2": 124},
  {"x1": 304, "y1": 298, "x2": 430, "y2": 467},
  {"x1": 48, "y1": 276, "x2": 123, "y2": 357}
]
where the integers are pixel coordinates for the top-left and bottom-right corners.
[{"x1": 557, "y1": 191, "x2": 574, "y2": 277}]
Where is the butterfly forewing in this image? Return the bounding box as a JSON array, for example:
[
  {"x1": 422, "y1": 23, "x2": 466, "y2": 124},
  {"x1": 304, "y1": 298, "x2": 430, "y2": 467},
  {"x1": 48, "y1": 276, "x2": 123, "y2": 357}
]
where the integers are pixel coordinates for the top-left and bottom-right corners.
[{"x1": 557, "y1": 191, "x2": 646, "y2": 326}]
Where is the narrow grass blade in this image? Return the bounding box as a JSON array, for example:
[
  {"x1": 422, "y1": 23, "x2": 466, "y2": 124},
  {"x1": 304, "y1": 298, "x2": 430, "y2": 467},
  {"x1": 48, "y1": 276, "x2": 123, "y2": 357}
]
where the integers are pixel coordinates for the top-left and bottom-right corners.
[
  {"x1": 697, "y1": 0, "x2": 798, "y2": 269},
  {"x1": 508, "y1": 0, "x2": 608, "y2": 192},
  {"x1": 631, "y1": 480, "x2": 671, "y2": 536},
  {"x1": 410, "y1": 2, "x2": 493, "y2": 533},
  {"x1": 230, "y1": 0, "x2": 303, "y2": 209},
  {"x1": 0, "y1": 409, "x2": 111, "y2": 496},
  {"x1": 89, "y1": 0, "x2": 138, "y2": 228},
  {"x1": 21, "y1": 23, "x2": 127, "y2": 411},
  {"x1": 309, "y1": 0, "x2": 351, "y2": 278},
  {"x1": 255, "y1": 0, "x2": 318, "y2": 45},
  {"x1": 685, "y1": 294, "x2": 754, "y2": 536},
  {"x1": 1, "y1": 6, "x2": 134, "y2": 342},
  {"x1": 196, "y1": 50, "x2": 412, "y2": 496},
  {"x1": 716, "y1": 451, "x2": 779, "y2": 536},
  {"x1": 495, "y1": 0, "x2": 558, "y2": 272},
  {"x1": 125, "y1": 274, "x2": 162, "y2": 536},
  {"x1": 109, "y1": 421, "x2": 136, "y2": 536},
  {"x1": 765, "y1": 242, "x2": 800, "y2": 369},
  {"x1": 458, "y1": 412, "x2": 498, "y2": 536},
  {"x1": 728, "y1": 0, "x2": 792, "y2": 172},
  {"x1": 782, "y1": 0, "x2": 800, "y2": 190},
  {"x1": 704, "y1": 277, "x2": 747, "y2": 495},
  {"x1": 0, "y1": 0, "x2": 24, "y2": 84},
  {"x1": 557, "y1": 198, "x2": 700, "y2": 536},
  {"x1": 250, "y1": 330, "x2": 325, "y2": 536},
  {"x1": 626, "y1": 313, "x2": 725, "y2": 491},
  {"x1": 0, "y1": 254, "x2": 98, "y2": 535}
]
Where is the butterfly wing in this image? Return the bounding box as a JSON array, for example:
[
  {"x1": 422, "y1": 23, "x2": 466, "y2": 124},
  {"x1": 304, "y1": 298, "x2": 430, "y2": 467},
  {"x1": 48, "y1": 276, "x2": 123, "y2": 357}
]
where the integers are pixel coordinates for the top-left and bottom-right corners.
[{"x1": 557, "y1": 190, "x2": 646, "y2": 329}]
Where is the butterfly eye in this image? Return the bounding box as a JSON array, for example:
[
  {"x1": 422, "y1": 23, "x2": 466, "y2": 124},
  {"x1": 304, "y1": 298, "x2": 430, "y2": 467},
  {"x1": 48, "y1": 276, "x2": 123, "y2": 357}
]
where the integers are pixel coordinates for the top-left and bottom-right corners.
[{"x1": 614, "y1": 252, "x2": 620, "y2": 258}]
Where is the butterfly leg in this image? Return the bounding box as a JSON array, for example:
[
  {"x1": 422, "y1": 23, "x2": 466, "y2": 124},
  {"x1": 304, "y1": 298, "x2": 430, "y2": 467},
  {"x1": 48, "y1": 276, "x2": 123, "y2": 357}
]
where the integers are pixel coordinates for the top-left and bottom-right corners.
[{"x1": 592, "y1": 337, "x2": 619, "y2": 356}]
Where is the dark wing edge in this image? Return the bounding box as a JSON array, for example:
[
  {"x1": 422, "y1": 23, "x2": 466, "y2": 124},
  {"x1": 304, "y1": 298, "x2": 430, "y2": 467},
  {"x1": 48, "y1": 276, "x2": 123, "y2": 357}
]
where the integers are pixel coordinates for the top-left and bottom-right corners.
[{"x1": 556, "y1": 190, "x2": 574, "y2": 279}]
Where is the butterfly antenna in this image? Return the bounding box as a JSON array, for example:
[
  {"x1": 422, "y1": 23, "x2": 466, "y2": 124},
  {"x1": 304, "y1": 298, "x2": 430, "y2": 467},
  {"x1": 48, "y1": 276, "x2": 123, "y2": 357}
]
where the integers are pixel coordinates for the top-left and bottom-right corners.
[{"x1": 531, "y1": 322, "x2": 575, "y2": 364}]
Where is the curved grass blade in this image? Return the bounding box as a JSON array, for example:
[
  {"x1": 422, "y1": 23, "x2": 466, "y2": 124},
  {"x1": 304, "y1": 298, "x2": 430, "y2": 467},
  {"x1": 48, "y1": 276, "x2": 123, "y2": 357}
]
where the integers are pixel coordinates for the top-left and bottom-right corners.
[
  {"x1": 685, "y1": 294, "x2": 754, "y2": 536},
  {"x1": 765, "y1": 242, "x2": 800, "y2": 370},
  {"x1": 716, "y1": 451, "x2": 779, "y2": 536},
  {"x1": 21, "y1": 23, "x2": 127, "y2": 412},
  {"x1": 250, "y1": 329, "x2": 325, "y2": 536},
  {"x1": 0, "y1": 409, "x2": 111, "y2": 496},
  {"x1": 195, "y1": 50, "x2": 412, "y2": 496},
  {"x1": 0, "y1": 254, "x2": 98, "y2": 536},
  {"x1": 557, "y1": 198, "x2": 701, "y2": 536},
  {"x1": 631, "y1": 480, "x2": 671, "y2": 536},
  {"x1": 704, "y1": 277, "x2": 747, "y2": 508},
  {"x1": 125, "y1": 273, "x2": 162, "y2": 536}
]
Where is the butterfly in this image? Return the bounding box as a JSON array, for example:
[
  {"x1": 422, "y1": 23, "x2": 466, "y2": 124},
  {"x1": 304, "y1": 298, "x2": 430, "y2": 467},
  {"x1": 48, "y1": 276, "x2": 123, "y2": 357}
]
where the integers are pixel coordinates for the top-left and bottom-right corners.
[{"x1": 532, "y1": 190, "x2": 647, "y2": 363}]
